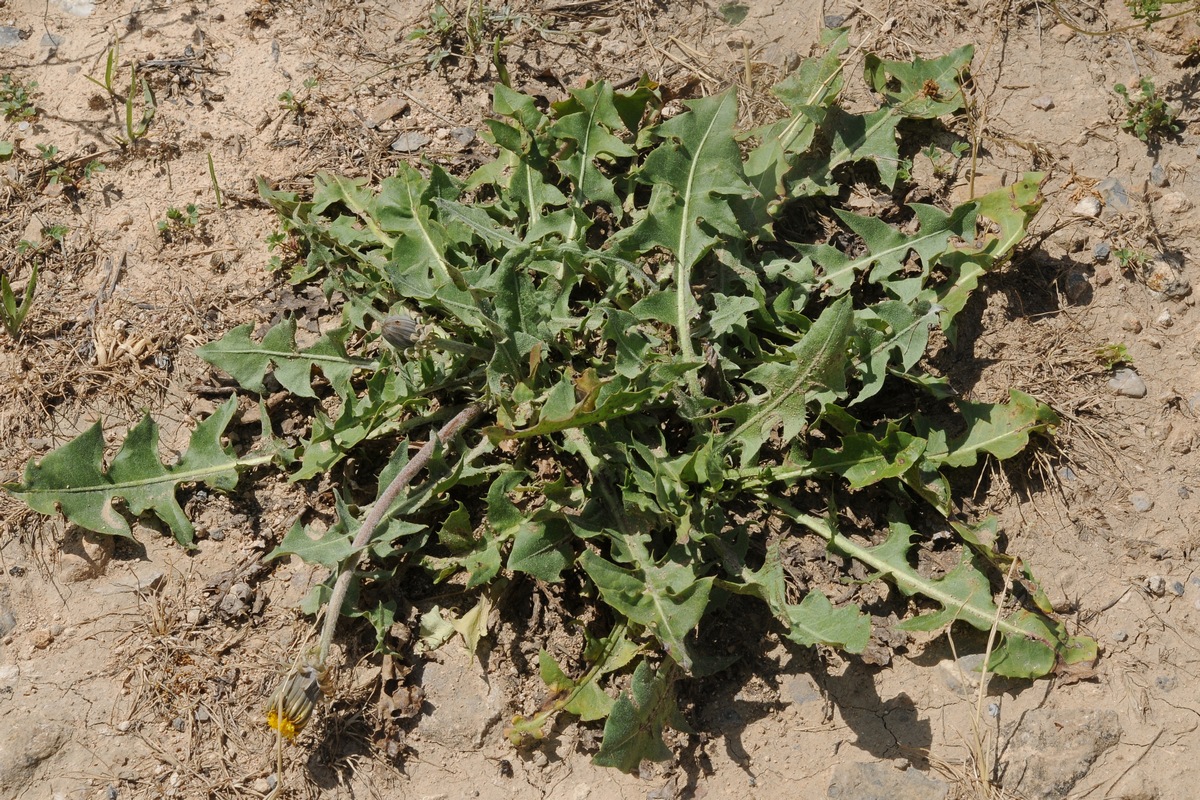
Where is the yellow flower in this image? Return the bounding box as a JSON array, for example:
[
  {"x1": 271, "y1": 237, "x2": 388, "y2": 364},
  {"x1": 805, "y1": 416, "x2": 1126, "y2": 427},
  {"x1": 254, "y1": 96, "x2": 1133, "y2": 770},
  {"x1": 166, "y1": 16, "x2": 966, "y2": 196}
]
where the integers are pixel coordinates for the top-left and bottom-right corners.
[{"x1": 265, "y1": 665, "x2": 323, "y2": 740}]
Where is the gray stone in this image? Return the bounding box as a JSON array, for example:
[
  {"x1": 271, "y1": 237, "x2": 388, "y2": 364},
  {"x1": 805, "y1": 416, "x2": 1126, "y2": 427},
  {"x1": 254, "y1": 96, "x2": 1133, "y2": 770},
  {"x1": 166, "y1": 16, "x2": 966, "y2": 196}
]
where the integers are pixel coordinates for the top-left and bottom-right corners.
[
  {"x1": 1146, "y1": 575, "x2": 1166, "y2": 595},
  {"x1": 0, "y1": 27, "x2": 21, "y2": 48},
  {"x1": 1031, "y1": 95, "x2": 1055, "y2": 110},
  {"x1": 0, "y1": 717, "x2": 66, "y2": 791},
  {"x1": 417, "y1": 644, "x2": 504, "y2": 750},
  {"x1": 1130, "y1": 492, "x2": 1154, "y2": 513},
  {"x1": 1096, "y1": 177, "x2": 1130, "y2": 214},
  {"x1": 827, "y1": 761, "x2": 949, "y2": 800},
  {"x1": 1092, "y1": 242, "x2": 1111, "y2": 262},
  {"x1": 1108, "y1": 368, "x2": 1146, "y2": 398},
  {"x1": 450, "y1": 126, "x2": 476, "y2": 146},
  {"x1": 40, "y1": 33, "x2": 63, "y2": 48},
  {"x1": 390, "y1": 132, "x2": 431, "y2": 153},
  {"x1": 1000, "y1": 709, "x2": 1120, "y2": 800},
  {"x1": 0, "y1": 609, "x2": 14, "y2": 637},
  {"x1": 1149, "y1": 162, "x2": 1168, "y2": 187},
  {"x1": 824, "y1": 14, "x2": 846, "y2": 27}
]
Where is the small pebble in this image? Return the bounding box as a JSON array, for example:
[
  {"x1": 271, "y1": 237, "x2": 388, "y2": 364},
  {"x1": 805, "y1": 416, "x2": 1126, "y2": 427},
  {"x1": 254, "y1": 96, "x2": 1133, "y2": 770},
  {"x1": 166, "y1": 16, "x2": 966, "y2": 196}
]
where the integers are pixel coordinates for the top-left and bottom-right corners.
[
  {"x1": 195, "y1": 706, "x2": 210, "y2": 723},
  {"x1": 532, "y1": 750, "x2": 549, "y2": 769},
  {"x1": 1156, "y1": 309, "x2": 1173, "y2": 328},
  {"x1": 1031, "y1": 95, "x2": 1055, "y2": 110},
  {"x1": 171, "y1": 717, "x2": 185, "y2": 732},
  {"x1": 209, "y1": 528, "x2": 225, "y2": 542},
  {"x1": 1072, "y1": 197, "x2": 1101, "y2": 218},
  {"x1": 1170, "y1": 581, "x2": 1186, "y2": 596},
  {"x1": 390, "y1": 132, "x2": 431, "y2": 153},
  {"x1": 0, "y1": 26, "x2": 22, "y2": 48},
  {"x1": 1149, "y1": 163, "x2": 1169, "y2": 187},
  {"x1": 824, "y1": 14, "x2": 846, "y2": 27},
  {"x1": 1159, "y1": 192, "x2": 1192, "y2": 215},
  {"x1": 1180, "y1": 486, "x2": 1191, "y2": 499},
  {"x1": 1113, "y1": 630, "x2": 1128, "y2": 642},
  {"x1": 1130, "y1": 491, "x2": 1154, "y2": 512},
  {"x1": 1097, "y1": 177, "x2": 1130, "y2": 212},
  {"x1": 40, "y1": 33, "x2": 64, "y2": 48},
  {"x1": 987, "y1": 702, "x2": 1000, "y2": 718},
  {"x1": 1120, "y1": 315, "x2": 1142, "y2": 333},
  {"x1": 1063, "y1": 271, "x2": 1090, "y2": 303},
  {"x1": 1146, "y1": 575, "x2": 1166, "y2": 595},
  {"x1": 1145, "y1": 256, "x2": 1190, "y2": 298},
  {"x1": 116, "y1": 721, "x2": 132, "y2": 733},
  {"x1": 1155, "y1": 674, "x2": 1177, "y2": 692},
  {"x1": 1093, "y1": 242, "x2": 1111, "y2": 262},
  {"x1": 450, "y1": 126, "x2": 476, "y2": 146},
  {"x1": 1058, "y1": 466, "x2": 1076, "y2": 482},
  {"x1": 32, "y1": 628, "x2": 53, "y2": 649},
  {"x1": 1108, "y1": 368, "x2": 1146, "y2": 398}
]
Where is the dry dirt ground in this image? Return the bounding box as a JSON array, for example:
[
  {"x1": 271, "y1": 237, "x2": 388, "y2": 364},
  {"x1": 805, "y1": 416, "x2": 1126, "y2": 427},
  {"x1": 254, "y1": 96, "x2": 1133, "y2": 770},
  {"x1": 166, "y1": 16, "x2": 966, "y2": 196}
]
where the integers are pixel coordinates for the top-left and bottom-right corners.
[{"x1": 1, "y1": 0, "x2": 1199, "y2": 798}]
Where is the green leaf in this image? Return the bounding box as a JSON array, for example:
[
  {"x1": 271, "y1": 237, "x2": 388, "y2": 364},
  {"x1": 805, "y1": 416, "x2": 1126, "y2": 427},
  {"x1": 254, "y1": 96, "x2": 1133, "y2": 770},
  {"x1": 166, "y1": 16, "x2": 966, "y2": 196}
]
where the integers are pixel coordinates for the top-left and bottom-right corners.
[
  {"x1": 507, "y1": 516, "x2": 572, "y2": 582},
  {"x1": 593, "y1": 659, "x2": 683, "y2": 772},
  {"x1": 864, "y1": 45, "x2": 974, "y2": 118},
  {"x1": 268, "y1": 518, "x2": 356, "y2": 567},
  {"x1": 549, "y1": 82, "x2": 636, "y2": 229},
  {"x1": 580, "y1": 549, "x2": 713, "y2": 672},
  {"x1": 799, "y1": 202, "x2": 976, "y2": 297},
  {"x1": 730, "y1": 542, "x2": 870, "y2": 651},
  {"x1": 718, "y1": 296, "x2": 853, "y2": 464},
  {"x1": 718, "y1": 2, "x2": 749, "y2": 24},
  {"x1": 825, "y1": 106, "x2": 902, "y2": 189},
  {"x1": 922, "y1": 389, "x2": 1059, "y2": 468},
  {"x1": 4, "y1": 398, "x2": 258, "y2": 546},
  {"x1": 377, "y1": 163, "x2": 469, "y2": 291},
  {"x1": 197, "y1": 320, "x2": 371, "y2": 398},
  {"x1": 782, "y1": 506, "x2": 1080, "y2": 678},
  {"x1": 811, "y1": 425, "x2": 927, "y2": 488},
  {"x1": 615, "y1": 90, "x2": 750, "y2": 382},
  {"x1": 539, "y1": 650, "x2": 613, "y2": 721},
  {"x1": 745, "y1": 27, "x2": 848, "y2": 208},
  {"x1": 450, "y1": 585, "x2": 500, "y2": 657}
]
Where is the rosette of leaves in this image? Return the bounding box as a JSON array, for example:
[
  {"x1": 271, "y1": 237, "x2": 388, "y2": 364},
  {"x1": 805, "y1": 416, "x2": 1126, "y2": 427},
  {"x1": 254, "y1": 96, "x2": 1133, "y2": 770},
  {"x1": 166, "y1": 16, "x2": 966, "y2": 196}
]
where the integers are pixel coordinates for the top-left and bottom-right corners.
[{"x1": 5, "y1": 31, "x2": 1094, "y2": 770}]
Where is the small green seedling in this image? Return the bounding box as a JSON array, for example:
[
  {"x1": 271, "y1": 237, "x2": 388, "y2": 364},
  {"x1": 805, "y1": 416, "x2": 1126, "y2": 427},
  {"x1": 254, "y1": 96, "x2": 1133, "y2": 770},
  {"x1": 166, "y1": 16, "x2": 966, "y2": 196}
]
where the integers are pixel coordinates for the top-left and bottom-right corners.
[
  {"x1": 86, "y1": 38, "x2": 120, "y2": 95},
  {"x1": 157, "y1": 203, "x2": 199, "y2": 242},
  {"x1": 0, "y1": 74, "x2": 38, "y2": 122},
  {"x1": 1114, "y1": 78, "x2": 1182, "y2": 142},
  {"x1": 1114, "y1": 247, "x2": 1152, "y2": 271},
  {"x1": 117, "y1": 68, "x2": 156, "y2": 145},
  {"x1": 31, "y1": 143, "x2": 106, "y2": 189},
  {"x1": 1096, "y1": 342, "x2": 1132, "y2": 369},
  {"x1": 0, "y1": 264, "x2": 38, "y2": 338}
]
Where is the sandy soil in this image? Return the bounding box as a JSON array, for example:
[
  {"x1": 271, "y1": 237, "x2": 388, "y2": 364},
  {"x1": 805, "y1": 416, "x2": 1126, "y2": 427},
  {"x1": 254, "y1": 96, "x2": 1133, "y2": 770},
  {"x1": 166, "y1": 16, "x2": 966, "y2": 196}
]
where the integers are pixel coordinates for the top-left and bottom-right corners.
[{"x1": 1, "y1": 0, "x2": 1199, "y2": 798}]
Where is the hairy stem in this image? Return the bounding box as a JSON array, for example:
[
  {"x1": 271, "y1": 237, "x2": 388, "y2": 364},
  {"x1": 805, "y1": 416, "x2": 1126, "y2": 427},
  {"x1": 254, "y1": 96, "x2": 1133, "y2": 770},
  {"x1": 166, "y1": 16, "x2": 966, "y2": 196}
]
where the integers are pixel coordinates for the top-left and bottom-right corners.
[{"x1": 316, "y1": 402, "x2": 484, "y2": 666}]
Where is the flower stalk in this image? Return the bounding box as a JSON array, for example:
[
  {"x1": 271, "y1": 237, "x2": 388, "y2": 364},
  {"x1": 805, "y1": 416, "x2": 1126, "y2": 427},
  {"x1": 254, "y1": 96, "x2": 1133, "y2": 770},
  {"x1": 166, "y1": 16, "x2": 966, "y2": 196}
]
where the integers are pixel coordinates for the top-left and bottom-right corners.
[{"x1": 266, "y1": 402, "x2": 485, "y2": 739}]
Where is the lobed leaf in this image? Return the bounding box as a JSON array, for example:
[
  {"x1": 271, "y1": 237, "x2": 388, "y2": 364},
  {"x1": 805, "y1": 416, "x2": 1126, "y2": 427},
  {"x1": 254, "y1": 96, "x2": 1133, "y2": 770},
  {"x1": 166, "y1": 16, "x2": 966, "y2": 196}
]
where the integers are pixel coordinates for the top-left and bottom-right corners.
[
  {"x1": 593, "y1": 659, "x2": 688, "y2": 772},
  {"x1": 4, "y1": 398, "x2": 258, "y2": 546},
  {"x1": 197, "y1": 319, "x2": 371, "y2": 398}
]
